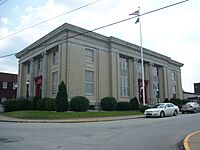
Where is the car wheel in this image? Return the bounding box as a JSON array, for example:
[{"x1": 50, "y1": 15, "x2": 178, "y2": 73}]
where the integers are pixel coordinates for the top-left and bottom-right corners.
[
  {"x1": 160, "y1": 111, "x2": 165, "y2": 118},
  {"x1": 193, "y1": 108, "x2": 197, "y2": 113},
  {"x1": 173, "y1": 110, "x2": 178, "y2": 116},
  {"x1": 182, "y1": 111, "x2": 185, "y2": 114}
]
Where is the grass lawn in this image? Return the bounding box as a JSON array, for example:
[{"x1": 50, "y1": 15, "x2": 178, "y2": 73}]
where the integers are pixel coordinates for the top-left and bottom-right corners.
[{"x1": 2, "y1": 110, "x2": 143, "y2": 120}]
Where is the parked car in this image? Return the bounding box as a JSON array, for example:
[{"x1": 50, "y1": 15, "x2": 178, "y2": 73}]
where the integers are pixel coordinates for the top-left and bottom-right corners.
[
  {"x1": 144, "y1": 103, "x2": 179, "y2": 118},
  {"x1": 181, "y1": 102, "x2": 200, "y2": 113}
]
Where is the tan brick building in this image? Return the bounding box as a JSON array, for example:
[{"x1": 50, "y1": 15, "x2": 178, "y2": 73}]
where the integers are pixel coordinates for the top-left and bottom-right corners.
[{"x1": 16, "y1": 23, "x2": 183, "y2": 106}]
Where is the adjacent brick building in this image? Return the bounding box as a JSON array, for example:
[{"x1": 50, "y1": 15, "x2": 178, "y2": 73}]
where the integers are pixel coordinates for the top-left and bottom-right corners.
[
  {"x1": 0, "y1": 72, "x2": 17, "y2": 103},
  {"x1": 194, "y1": 83, "x2": 200, "y2": 94}
]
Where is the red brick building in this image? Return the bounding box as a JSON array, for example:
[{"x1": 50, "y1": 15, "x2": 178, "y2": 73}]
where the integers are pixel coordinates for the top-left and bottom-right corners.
[
  {"x1": 194, "y1": 83, "x2": 200, "y2": 94},
  {"x1": 0, "y1": 72, "x2": 17, "y2": 103}
]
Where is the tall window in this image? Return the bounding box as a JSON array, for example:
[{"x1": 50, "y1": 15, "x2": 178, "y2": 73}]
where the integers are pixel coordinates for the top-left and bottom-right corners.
[
  {"x1": 53, "y1": 50, "x2": 58, "y2": 65},
  {"x1": 120, "y1": 57, "x2": 129, "y2": 97},
  {"x1": 85, "y1": 48, "x2": 94, "y2": 63},
  {"x1": 38, "y1": 58, "x2": 42, "y2": 71},
  {"x1": 85, "y1": 70, "x2": 94, "y2": 95},
  {"x1": 52, "y1": 71, "x2": 58, "y2": 95},
  {"x1": 27, "y1": 62, "x2": 30, "y2": 74},
  {"x1": 152, "y1": 66, "x2": 159, "y2": 99},
  {"x1": 3, "y1": 81, "x2": 7, "y2": 89},
  {"x1": 172, "y1": 85, "x2": 176, "y2": 98},
  {"x1": 171, "y1": 71, "x2": 176, "y2": 81}
]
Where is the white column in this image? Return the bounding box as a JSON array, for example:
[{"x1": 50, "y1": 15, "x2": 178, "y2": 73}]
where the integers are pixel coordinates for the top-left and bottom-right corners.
[
  {"x1": 133, "y1": 58, "x2": 139, "y2": 101},
  {"x1": 149, "y1": 63, "x2": 154, "y2": 104},
  {"x1": 163, "y1": 66, "x2": 168, "y2": 98},
  {"x1": 42, "y1": 52, "x2": 48, "y2": 98},
  {"x1": 29, "y1": 58, "x2": 34, "y2": 97}
]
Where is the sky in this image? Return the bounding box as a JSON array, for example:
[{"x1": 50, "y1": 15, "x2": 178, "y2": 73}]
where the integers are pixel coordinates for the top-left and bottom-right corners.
[{"x1": 0, "y1": 0, "x2": 199, "y2": 92}]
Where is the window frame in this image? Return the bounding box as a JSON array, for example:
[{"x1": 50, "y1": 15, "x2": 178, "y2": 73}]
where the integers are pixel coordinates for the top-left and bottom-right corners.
[
  {"x1": 84, "y1": 70, "x2": 94, "y2": 95},
  {"x1": 120, "y1": 57, "x2": 129, "y2": 97},
  {"x1": 85, "y1": 48, "x2": 94, "y2": 64},
  {"x1": 52, "y1": 71, "x2": 58, "y2": 95},
  {"x1": 3, "y1": 81, "x2": 7, "y2": 89}
]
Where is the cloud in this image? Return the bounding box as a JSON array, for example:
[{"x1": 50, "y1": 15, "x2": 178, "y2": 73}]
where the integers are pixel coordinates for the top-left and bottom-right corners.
[{"x1": 1, "y1": 17, "x2": 9, "y2": 25}]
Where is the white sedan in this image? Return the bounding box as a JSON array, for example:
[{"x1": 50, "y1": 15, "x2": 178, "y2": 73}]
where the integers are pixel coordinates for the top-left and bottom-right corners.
[{"x1": 144, "y1": 103, "x2": 179, "y2": 118}]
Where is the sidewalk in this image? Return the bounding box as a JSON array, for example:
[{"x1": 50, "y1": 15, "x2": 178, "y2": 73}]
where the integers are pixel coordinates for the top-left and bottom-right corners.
[
  {"x1": 0, "y1": 114, "x2": 144, "y2": 123},
  {"x1": 184, "y1": 131, "x2": 200, "y2": 150}
]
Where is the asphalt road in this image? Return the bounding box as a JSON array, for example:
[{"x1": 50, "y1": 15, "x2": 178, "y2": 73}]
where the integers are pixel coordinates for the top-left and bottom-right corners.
[{"x1": 0, "y1": 113, "x2": 200, "y2": 150}]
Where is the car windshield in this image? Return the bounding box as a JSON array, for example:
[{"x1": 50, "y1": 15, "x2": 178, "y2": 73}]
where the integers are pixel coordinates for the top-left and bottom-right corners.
[{"x1": 152, "y1": 104, "x2": 165, "y2": 108}]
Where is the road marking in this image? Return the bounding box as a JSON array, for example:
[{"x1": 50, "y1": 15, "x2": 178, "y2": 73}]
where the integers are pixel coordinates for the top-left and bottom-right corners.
[{"x1": 183, "y1": 130, "x2": 200, "y2": 150}]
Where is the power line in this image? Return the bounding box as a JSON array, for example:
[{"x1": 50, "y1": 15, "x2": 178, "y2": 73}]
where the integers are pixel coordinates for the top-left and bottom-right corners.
[
  {"x1": 0, "y1": 0, "x2": 103, "y2": 41},
  {"x1": 0, "y1": 0, "x2": 189, "y2": 59},
  {"x1": 0, "y1": 0, "x2": 8, "y2": 6}
]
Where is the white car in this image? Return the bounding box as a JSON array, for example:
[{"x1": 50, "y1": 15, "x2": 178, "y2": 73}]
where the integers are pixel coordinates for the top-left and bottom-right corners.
[{"x1": 144, "y1": 103, "x2": 179, "y2": 118}]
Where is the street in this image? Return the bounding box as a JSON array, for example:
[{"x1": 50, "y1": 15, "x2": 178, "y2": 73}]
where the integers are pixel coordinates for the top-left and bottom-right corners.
[{"x1": 0, "y1": 113, "x2": 200, "y2": 150}]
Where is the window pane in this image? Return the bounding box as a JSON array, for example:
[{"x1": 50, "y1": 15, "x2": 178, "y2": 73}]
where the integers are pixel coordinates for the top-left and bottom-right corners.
[
  {"x1": 85, "y1": 49, "x2": 94, "y2": 63},
  {"x1": 52, "y1": 72, "x2": 58, "y2": 94},
  {"x1": 120, "y1": 57, "x2": 129, "y2": 96},
  {"x1": 3, "y1": 82, "x2": 7, "y2": 89},
  {"x1": 85, "y1": 70, "x2": 94, "y2": 94}
]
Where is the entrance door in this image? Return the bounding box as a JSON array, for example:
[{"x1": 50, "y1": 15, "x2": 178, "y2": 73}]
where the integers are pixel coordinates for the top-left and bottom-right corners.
[
  {"x1": 138, "y1": 79, "x2": 148, "y2": 104},
  {"x1": 35, "y1": 76, "x2": 42, "y2": 98}
]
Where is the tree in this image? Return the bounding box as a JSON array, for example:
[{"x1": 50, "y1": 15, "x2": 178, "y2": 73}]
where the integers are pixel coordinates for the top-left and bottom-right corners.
[{"x1": 55, "y1": 81, "x2": 68, "y2": 112}]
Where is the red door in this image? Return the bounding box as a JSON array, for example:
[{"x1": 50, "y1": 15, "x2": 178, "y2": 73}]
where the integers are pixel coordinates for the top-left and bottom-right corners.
[
  {"x1": 35, "y1": 76, "x2": 42, "y2": 98},
  {"x1": 138, "y1": 79, "x2": 148, "y2": 104}
]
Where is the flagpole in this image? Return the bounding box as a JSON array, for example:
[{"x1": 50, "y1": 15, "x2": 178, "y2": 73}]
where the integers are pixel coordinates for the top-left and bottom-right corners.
[
  {"x1": 139, "y1": 8, "x2": 146, "y2": 106},
  {"x1": 129, "y1": 7, "x2": 146, "y2": 105}
]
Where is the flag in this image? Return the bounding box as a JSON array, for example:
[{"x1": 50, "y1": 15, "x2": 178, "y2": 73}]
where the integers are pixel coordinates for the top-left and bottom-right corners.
[
  {"x1": 135, "y1": 18, "x2": 139, "y2": 24},
  {"x1": 129, "y1": 10, "x2": 139, "y2": 16}
]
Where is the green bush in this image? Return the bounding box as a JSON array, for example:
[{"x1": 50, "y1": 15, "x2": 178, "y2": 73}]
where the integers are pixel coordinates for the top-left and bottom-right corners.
[
  {"x1": 45, "y1": 98, "x2": 56, "y2": 111},
  {"x1": 116, "y1": 102, "x2": 131, "y2": 111},
  {"x1": 70, "y1": 96, "x2": 89, "y2": 112},
  {"x1": 139, "y1": 105, "x2": 151, "y2": 113},
  {"x1": 55, "y1": 81, "x2": 68, "y2": 112},
  {"x1": 4, "y1": 98, "x2": 33, "y2": 112},
  {"x1": 100, "y1": 97, "x2": 117, "y2": 111},
  {"x1": 130, "y1": 97, "x2": 139, "y2": 110},
  {"x1": 37, "y1": 98, "x2": 48, "y2": 110},
  {"x1": 33, "y1": 96, "x2": 40, "y2": 109}
]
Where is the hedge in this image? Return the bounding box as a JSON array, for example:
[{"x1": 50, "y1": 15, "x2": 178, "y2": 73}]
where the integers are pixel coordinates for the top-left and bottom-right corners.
[
  {"x1": 116, "y1": 102, "x2": 131, "y2": 111},
  {"x1": 100, "y1": 97, "x2": 117, "y2": 111},
  {"x1": 45, "y1": 98, "x2": 56, "y2": 111},
  {"x1": 130, "y1": 97, "x2": 139, "y2": 110},
  {"x1": 37, "y1": 98, "x2": 48, "y2": 110},
  {"x1": 3, "y1": 98, "x2": 33, "y2": 112},
  {"x1": 70, "y1": 96, "x2": 89, "y2": 112}
]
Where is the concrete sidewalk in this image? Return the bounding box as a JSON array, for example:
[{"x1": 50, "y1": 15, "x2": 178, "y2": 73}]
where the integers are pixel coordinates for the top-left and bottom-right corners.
[
  {"x1": 0, "y1": 114, "x2": 144, "y2": 123},
  {"x1": 184, "y1": 131, "x2": 200, "y2": 150}
]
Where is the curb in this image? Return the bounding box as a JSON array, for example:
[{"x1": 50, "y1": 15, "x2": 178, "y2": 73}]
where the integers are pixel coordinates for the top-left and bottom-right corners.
[
  {"x1": 0, "y1": 115, "x2": 145, "y2": 123},
  {"x1": 183, "y1": 131, "x2": 200, "y2": 150}
]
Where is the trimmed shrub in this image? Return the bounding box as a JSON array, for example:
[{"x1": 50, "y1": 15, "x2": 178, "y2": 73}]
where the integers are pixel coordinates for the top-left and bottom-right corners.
[
  {"x1": 130, "y1": 97, "x2": 139, "y2": 110},
  {"x1": 4, "y1": 98, "x2": 33, "y2": 112},
  {"x1": 70, "y1": 96, "x2": 89, "y2": 112},
  {"x1": 116, "y1": 102, "x2": 131, "y2": 111},
  {"x1": 164, "y1": 98, "x2": 170, "y2": 103},
  {"x1": 100, "y1": 97, "x2": 117, "y2": 111},
  {"x1": 33, "y1": 96, "x2": 41, "y2": 109},
  {"x1": 18, "y1": 98, "x2": 33, "y2": 110},
  {"x1": 37, "y1": 98, "x2": 48, "y2": 110},
  {"x1": 139, "y1": 105, "x2": 151, "y2": 113},
  {"x1": 45, "y1": 98, "x2": 56, "y2": 111},
  {"x1": 55, "y1": 81, "x2": 68, "y2": 112}
]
